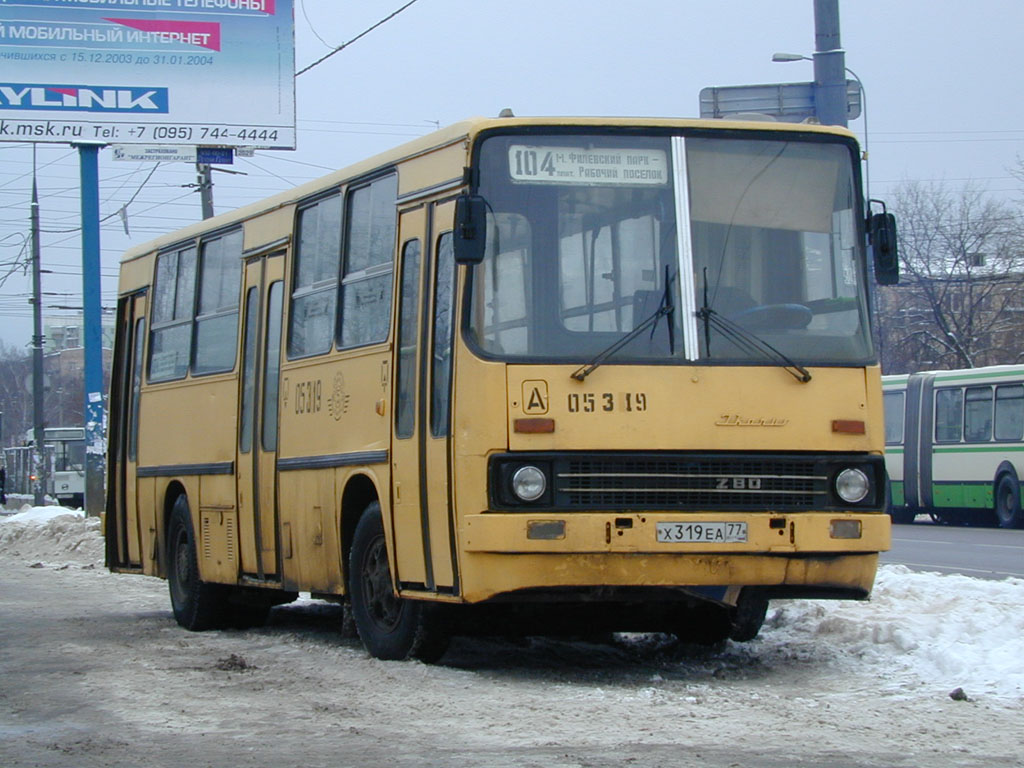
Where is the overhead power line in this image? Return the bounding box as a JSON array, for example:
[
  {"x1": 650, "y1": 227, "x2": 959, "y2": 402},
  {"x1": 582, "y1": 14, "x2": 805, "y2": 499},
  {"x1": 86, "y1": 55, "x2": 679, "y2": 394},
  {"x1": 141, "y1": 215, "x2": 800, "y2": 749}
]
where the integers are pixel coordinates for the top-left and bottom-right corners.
[
  {"x1": 40, "y1": 163, "x2": 162, "y2": 235},
  {"x1": 296, "y1": 0, "x2": 422, "y2": 77},
  {"x1": 300, "y1": 0, "x2": 335, "y2": 49}
]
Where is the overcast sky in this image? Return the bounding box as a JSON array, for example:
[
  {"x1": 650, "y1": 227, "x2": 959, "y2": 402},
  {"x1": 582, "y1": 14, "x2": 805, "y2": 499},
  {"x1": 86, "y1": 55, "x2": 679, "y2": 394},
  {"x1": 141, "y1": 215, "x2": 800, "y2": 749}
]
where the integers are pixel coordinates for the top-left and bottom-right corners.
[{"x1": 1, "y1": 0, "x2": 1022, "y2": 350}]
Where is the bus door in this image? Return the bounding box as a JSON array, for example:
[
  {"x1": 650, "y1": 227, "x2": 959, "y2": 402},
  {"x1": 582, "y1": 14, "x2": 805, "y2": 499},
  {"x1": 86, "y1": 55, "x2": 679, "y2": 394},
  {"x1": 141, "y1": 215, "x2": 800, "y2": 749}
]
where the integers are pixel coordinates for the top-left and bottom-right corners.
[
  {"x1": 390, "y1": 203, "x2": 457, "y2": 593},
  {"x1": 237, "y1": 253, "x2": 285, "y2": 580},
  {"x1": 902, "y1": 372, "x2": 933, "y2": 510},
  {"x1": 108, "y1": 292, "x2": 147, "y2": 569}
]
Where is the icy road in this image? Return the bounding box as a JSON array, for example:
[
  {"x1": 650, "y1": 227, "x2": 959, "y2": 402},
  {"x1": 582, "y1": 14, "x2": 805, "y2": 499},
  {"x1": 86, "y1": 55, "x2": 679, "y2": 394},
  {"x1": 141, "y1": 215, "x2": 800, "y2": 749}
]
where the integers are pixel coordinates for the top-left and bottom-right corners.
[{"x1": 1, "y1": 509, "x2": 1021, "y2": 768}]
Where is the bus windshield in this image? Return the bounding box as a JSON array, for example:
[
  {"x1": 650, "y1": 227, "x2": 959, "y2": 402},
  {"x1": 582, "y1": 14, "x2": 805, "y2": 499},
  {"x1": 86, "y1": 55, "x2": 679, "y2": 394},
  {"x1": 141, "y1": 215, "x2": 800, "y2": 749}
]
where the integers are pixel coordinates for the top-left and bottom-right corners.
[
  {"x1": 467, "y1": 131, "x2": 873, "y2": 366},
  {"x1": 53, "y1": 440, "x2": 85, "y2": 473}
]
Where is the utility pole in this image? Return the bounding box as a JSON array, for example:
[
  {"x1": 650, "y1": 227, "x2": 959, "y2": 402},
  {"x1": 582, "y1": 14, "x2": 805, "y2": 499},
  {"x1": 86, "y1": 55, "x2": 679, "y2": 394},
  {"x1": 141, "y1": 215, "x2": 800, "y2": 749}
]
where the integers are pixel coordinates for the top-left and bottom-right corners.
[
  {"x1": 196, "y1": 163, "x2": 214, "y2": 219},
  {"x1": 812, "y1": 0, "x2": 848, "y2": 127},
  {"x1": 30, "y1": 173, "x2": 46, "y2": 507}
]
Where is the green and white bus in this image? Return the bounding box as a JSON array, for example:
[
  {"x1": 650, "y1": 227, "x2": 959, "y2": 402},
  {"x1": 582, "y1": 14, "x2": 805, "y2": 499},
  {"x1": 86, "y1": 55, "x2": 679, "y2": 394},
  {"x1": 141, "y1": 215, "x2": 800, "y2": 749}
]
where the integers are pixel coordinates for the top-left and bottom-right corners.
[{"x1": 883, "y1": 365, "x2": 1024, "y2": 528}]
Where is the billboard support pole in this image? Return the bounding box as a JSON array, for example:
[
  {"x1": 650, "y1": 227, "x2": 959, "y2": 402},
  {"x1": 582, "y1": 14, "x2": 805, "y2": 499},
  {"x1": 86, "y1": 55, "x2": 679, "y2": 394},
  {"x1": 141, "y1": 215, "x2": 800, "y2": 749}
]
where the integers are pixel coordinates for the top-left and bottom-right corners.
[{"x1": 77, "y1": 143, "x2": 105, "y2": 517}]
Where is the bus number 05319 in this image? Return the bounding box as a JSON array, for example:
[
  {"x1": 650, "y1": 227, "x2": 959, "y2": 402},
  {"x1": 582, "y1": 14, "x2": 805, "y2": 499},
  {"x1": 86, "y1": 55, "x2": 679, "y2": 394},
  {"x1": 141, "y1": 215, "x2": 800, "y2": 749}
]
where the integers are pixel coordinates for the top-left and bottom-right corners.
[{"x1": 567, "y1": 392, "x2": 647, "y2": 413}]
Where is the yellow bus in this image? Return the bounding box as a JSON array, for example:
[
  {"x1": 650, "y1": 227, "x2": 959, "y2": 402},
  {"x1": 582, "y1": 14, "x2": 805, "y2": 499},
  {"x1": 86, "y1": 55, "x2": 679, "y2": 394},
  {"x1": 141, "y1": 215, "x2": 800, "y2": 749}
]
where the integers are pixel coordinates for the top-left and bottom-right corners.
[{"x1": 106, "y1": 116, "x2": 897, "y2": 661}]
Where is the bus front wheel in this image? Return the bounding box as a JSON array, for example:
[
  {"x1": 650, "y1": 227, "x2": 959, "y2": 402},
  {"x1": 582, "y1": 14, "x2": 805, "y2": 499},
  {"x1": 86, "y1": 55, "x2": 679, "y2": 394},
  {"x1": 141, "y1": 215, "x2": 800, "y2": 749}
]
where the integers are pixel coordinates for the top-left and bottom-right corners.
[
  {"x1": 167, "y1": 494, "x2": 228, "y2": 630},
  {"x1": 349, "y1": 503, "x2": 449, "y2": 662},
  {"x1": 994, "y1": 475, "x2": 1023, "y2": 529}
]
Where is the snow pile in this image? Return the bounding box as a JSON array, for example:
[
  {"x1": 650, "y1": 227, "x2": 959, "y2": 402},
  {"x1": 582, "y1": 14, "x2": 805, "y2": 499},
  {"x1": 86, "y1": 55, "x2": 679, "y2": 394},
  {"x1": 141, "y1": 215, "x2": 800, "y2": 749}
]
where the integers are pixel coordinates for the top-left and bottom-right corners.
[
  {"x1": 2, "y1": 505, "x2": 84, "y2": 524},
  {"x1": 0, "y1": 506, "x2": 103, "y2": 565},
  {"x1": 748, "y1": 565, "x2": 1024, "y2": 701}
]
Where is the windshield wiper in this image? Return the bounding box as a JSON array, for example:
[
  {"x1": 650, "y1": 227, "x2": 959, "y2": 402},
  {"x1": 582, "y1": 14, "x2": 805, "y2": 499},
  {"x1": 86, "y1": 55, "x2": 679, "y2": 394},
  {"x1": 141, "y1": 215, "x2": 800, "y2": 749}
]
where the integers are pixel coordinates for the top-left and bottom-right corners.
[
  {"x1": 571, "y1": 267, "x2": 675, "y2": 381},
  {"x1": 697, "y1": 304, "x2": 812, "y2": 383},
  {"x1": 697, "y1": 268, "x2": 810, "y2": 383}
]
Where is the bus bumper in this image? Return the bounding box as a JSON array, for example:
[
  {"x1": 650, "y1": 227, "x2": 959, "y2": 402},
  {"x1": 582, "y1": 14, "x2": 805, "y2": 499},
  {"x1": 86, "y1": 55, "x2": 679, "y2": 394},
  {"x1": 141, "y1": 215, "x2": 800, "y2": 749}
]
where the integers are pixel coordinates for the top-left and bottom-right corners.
[{"x1": 457, "y1": 511, "x2": 889, "y2": 603}]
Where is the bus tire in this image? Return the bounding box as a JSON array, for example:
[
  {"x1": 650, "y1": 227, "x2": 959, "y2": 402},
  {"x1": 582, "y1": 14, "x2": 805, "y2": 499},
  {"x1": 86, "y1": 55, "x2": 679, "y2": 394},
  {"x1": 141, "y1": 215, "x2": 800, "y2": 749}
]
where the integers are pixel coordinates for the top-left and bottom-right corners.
[
  {"x1": 167, "y1": 494, "x2": 228, "y2": 631},
  {"x1": 886, "y1": 479, "x2": 916, "y2": 524},
  {"x1": 994, "y1": 474, "x2": 1023, "y2": 529},
  {"x1": 225, "y1": 601, "x2": 271, "y2": 630},
  {"x1": 730, "y1": 591, "x2": 769, "y2": 642},
  {"x1": 674, "y1": 603, "x2": 732, "y2": 646},
  {"x1": 349, "y1": 503, "x2": 449, "y2": 662},
  {"x1": 890, "y1": 507, "x2": 917, "y2": 524}
]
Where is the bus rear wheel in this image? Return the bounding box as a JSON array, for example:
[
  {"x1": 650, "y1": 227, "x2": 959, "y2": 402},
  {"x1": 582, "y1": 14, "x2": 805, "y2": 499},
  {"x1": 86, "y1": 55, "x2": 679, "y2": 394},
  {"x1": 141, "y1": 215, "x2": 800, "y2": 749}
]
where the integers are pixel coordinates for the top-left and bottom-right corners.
[
  {"x1": 167, "y1": 495, "x2": 228, "y2": 630},
  {"x1": 673, "y1": 603, "x2": 732, "y2": 646},
  {"x1": 349, "y1": 503, "x2": 449, "y2": 662},
  {"x1": 994, "y1": 475, "x2": 1023, "y2": 529}
]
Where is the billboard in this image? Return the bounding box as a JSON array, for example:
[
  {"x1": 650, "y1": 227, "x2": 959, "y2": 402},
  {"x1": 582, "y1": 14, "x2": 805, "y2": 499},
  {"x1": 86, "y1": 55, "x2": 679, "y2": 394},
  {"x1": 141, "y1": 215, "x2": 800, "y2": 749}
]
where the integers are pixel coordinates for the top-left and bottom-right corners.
[{"x1": 0, "y1": 0, "x2": 295, "y2": 148}]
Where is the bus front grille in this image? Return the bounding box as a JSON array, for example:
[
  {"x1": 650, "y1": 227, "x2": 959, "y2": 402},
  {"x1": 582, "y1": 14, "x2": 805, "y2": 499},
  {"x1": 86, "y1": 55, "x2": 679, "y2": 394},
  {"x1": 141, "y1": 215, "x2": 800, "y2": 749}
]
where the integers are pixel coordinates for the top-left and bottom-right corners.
[{"x1": 555, "y1": 456, "x2": 827, "y2": 510}]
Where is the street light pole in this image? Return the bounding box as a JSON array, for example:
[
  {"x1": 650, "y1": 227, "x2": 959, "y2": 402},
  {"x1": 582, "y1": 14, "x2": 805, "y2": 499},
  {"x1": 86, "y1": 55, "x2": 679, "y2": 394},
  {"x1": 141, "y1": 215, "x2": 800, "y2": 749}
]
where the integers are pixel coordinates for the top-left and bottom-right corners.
[
  {"x1": 772, "y1": 53, "x2": 870, "y2": 203},
  {"x1": 812, "y1": 0, "x2": 848, "y2": 128}
]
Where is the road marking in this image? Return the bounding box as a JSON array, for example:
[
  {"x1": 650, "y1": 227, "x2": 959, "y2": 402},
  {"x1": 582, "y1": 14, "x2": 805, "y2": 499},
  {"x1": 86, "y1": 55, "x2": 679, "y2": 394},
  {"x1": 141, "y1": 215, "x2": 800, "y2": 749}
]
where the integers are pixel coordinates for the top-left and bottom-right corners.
[{"x1": 890, "y1": 538, "x2": 956, "y2": 546}]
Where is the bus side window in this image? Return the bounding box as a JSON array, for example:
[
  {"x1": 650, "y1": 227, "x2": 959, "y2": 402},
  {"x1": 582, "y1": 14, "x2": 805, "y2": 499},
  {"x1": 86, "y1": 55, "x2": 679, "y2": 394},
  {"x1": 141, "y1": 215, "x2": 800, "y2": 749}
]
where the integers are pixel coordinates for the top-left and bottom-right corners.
[
  {"x1": 128, "y1": 317, "x2": 145, "y2": 462},
  {"x1": 934, "y1": 388, "x2": 963, "y2": 443},
  {"x1": 262, "y1": 282, "x2": 284, "y2": 451},
  {"x1": 339, "y1": 174, "x2": 397, "y2": 348},
  {"x1": 883, "y1": 391, "x2": 905, "y2": 445},
  {"x1": 239, "y1": 287, "x2": 259, "y2": 454},
  {"x1": 430, "y1": 233, "x2": 455, "y2": 437},
  {"x1": 994, "y1": 384, "x2": 1024, "y2": 441},
  {"x1": 395, "y1": 239, "x2": 421, "y2": 440},
  {"x1": 149, "y1": 245, "x2": 196, "y2": 382},
  {"x1": 964, "y1": 386, "x2": 993, "y2": 443},
  {"x1": 193, "y1": 229, "x2": 243, "y2": 375},
  {"x1": 289, "y1": 193, "x2": 342, "y2": 358}
]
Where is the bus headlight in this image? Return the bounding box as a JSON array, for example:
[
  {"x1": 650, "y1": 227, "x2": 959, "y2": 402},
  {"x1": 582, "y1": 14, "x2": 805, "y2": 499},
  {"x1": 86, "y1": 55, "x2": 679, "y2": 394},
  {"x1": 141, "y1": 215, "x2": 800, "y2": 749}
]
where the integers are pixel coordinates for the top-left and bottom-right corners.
[
  {"x1": 511, "y1": 465, "x2": 547, "y2": 502},
  {"x1": 835, "y1": 468, "x2": 870, "y2": 504}
]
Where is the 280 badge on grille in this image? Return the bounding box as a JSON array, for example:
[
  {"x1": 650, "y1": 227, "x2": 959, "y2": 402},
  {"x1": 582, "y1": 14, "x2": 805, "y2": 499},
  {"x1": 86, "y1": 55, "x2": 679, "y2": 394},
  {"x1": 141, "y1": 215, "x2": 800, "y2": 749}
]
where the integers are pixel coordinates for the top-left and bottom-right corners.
[{"x1": 656, "y1": 521, "x2": 748, "y2": 543}]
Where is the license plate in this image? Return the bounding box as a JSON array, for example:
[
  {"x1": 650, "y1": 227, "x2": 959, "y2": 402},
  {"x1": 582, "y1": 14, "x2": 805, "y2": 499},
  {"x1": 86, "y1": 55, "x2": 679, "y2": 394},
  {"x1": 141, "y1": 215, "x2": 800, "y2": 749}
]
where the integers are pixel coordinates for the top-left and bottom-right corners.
[{"x1": 656, "y1": 521, "x2": 748, "y2": 543}]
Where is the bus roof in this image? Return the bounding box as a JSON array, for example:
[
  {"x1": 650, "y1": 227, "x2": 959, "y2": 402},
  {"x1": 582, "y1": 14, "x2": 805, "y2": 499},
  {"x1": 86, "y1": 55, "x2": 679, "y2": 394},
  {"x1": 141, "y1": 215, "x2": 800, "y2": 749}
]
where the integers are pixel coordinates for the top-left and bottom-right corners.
[
  {"x1": 120, "y1": 115, "x2": 857, "y2": 264},
  {"x1": 882, "y1": 364, "x2": 1024, "y2": 385}
]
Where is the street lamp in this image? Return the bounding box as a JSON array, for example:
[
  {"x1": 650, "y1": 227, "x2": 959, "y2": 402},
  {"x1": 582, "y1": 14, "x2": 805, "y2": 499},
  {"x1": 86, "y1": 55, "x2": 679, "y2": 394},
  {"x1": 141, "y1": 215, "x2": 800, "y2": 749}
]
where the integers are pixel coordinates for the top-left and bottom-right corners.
[{"x1": 772, "y1": 52, "x2": 870, "y2": 203}]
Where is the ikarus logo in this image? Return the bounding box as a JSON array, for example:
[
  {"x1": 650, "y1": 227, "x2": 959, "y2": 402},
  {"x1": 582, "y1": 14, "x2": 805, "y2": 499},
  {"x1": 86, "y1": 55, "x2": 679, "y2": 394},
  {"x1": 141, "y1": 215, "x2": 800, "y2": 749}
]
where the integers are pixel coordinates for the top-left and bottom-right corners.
[{"x1": 0, "y1": 84, "x2": 169, "y2": 113}]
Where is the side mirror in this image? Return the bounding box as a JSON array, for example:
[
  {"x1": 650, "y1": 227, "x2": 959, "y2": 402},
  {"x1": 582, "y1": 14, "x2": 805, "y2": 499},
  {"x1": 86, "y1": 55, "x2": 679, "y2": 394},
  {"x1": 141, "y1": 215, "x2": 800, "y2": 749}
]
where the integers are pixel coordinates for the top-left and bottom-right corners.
[
  {"x1": 869, "y1": 211, "x2": 899, "y2": 286},
  {"x1": 453, "y1": 194, "x2": 487, "y2": 265}
]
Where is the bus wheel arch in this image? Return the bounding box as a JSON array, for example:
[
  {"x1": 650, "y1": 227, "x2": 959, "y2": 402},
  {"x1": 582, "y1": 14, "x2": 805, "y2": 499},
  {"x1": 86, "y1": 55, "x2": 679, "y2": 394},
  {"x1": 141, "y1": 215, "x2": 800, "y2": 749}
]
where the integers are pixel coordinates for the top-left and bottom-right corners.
[
  {"x1": 339, "y1": 473, "x2": 381, "y2": 594},
  {"x1": 993, "y1": 464, "x2": 1023, "y2": 529},
  {"x1": 159, "y1": 481, "x2": 189, "y2": 577}
]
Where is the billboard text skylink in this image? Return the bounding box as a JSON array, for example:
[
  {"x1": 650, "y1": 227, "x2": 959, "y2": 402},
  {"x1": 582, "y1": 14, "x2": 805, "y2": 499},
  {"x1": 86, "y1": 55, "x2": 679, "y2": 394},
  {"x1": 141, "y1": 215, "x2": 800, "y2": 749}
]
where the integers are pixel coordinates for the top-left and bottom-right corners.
[{"x1": 0, "y1": 84, "x2": 170, "y2": 113}]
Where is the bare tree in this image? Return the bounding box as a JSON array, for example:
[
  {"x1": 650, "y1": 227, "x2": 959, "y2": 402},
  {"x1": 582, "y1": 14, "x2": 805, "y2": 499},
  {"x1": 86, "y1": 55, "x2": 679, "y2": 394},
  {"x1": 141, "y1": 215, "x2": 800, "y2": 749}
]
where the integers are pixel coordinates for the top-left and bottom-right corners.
[
  {"x1": 876, "y1": 181, "x2": 1024, "y2": 373},
  {"x1": 0, "y1": 340, "x2": 32, "y2": 447}
]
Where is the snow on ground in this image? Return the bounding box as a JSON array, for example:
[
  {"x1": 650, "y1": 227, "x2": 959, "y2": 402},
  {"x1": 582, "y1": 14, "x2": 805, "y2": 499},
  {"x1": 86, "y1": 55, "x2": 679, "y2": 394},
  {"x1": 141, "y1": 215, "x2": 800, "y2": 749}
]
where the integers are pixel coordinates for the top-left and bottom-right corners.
[{"x1": 2, "y1": 507, "x2": 1022, "y2": 707}]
